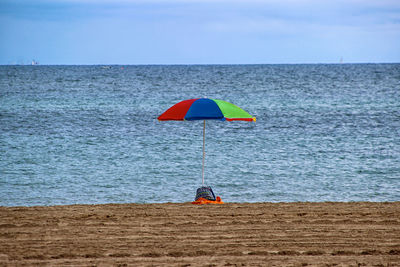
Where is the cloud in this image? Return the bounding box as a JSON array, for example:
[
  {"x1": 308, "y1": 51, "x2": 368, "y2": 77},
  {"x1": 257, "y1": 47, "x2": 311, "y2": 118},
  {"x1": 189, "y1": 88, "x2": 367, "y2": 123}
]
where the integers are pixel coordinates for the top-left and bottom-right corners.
[
  {"x1": 3, "y1": 0, "x2": 400, "y2": 26},
  {"x1": 1, "y1": 0, "x2": 399, "y2": 64}
]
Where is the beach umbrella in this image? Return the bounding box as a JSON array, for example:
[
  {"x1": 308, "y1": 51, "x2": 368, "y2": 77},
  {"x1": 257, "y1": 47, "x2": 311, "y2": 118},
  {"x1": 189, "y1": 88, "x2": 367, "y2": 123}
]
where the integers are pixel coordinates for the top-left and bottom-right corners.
[{"x1": 158, "y1": 98, "x2": 256, "y2": 186}]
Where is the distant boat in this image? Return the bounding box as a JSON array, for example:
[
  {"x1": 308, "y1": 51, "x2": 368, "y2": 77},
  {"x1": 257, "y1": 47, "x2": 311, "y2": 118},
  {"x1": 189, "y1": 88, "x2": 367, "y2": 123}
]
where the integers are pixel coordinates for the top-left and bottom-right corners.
[
  {"x1": 31, "y1": 60, "x2": 39, "y2": 65},
  {"x1": 340, "y1": 57, "x2": 343, "y2": 64}
]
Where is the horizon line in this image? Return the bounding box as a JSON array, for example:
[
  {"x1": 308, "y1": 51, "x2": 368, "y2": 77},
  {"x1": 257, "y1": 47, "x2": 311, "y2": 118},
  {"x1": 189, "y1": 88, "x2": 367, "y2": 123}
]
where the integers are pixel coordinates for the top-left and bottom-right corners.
[{"x1": 1, "y1": 62, "x2": 399, "y2": 66}]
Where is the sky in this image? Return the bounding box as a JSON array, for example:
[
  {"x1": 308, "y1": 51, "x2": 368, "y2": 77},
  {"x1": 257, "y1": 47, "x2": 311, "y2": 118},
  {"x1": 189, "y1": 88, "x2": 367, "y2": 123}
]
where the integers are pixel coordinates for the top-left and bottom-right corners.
[{"x1": 1, "y1": 0, "x2": 400, "y2": 65}]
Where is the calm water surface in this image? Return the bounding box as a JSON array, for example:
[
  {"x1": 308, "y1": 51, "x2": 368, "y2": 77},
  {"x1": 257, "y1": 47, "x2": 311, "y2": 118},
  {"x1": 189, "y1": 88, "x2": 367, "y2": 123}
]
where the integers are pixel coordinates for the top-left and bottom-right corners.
[{"x1": 1, "y1": 64, "x2": 399, "y2": 206}]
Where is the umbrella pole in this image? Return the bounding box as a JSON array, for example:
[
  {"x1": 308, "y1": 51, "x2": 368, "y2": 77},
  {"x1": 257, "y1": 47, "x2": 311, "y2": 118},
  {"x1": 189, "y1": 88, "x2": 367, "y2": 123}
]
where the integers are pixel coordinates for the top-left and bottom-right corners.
[{"x1": 202, "y1": 120, "x2": 205, "y2": 186}]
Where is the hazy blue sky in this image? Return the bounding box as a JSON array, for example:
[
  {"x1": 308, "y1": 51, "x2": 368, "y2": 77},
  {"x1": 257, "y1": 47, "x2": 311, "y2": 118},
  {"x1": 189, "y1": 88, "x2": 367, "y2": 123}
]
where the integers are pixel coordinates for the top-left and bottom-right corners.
[{"x1": 1, "y1": 0, "x2": 399, "y2": 64}]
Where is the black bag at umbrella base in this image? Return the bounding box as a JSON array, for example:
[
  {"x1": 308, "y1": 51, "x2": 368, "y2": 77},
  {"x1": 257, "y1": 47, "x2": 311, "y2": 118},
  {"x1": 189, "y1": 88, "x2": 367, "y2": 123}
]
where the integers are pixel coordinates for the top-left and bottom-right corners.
[{"x1": 195, "y1": 186, "x2": 216, "y2": 201}]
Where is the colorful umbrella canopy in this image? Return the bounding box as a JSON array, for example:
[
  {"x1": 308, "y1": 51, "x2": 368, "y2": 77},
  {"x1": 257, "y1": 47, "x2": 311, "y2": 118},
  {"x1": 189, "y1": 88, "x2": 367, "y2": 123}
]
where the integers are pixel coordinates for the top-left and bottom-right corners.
[
  {"x1": 158, "y1": 98, "x2": 256, "y2": 122},
  {"x1": 158, "y1": 98, "x2": 256, "y2": 186}
]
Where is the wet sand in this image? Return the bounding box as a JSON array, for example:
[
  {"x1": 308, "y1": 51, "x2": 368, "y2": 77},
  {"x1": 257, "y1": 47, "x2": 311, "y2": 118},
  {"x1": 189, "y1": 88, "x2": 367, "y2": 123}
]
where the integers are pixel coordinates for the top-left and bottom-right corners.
[{"x1": 1, "y1": 202, "x2": 399, "y2": 266}]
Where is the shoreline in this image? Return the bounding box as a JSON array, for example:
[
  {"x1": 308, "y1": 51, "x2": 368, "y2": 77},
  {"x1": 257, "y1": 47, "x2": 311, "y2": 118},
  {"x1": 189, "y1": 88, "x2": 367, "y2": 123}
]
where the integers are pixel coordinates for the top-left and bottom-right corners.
[
  {"x1": 2, "y1": 200, "x2": 399, "y2": 208},
  {"x1": 1, "y1": 202, "x2": 399, "y2": 266}
]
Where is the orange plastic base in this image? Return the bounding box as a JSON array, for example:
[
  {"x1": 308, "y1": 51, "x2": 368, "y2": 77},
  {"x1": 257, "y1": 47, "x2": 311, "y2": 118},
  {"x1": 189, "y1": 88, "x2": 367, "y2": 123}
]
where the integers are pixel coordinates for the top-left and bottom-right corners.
[{"x1": 192, "y1": 196, "x2": 224, "y2": 205}]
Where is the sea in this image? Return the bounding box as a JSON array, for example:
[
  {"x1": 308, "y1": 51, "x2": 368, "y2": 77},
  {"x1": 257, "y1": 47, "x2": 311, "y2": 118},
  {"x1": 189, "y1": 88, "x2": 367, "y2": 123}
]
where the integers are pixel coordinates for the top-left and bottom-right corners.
[{"x1": 1, "y1": 64, "x2": 399, "y2": 206}]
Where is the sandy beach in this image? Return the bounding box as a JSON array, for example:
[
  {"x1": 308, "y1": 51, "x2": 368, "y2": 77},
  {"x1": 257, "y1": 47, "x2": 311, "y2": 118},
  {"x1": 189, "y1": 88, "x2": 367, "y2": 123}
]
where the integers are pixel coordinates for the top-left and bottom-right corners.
[{"x1": 0, "y1": 202, "x2": 399, "y2": 266}]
